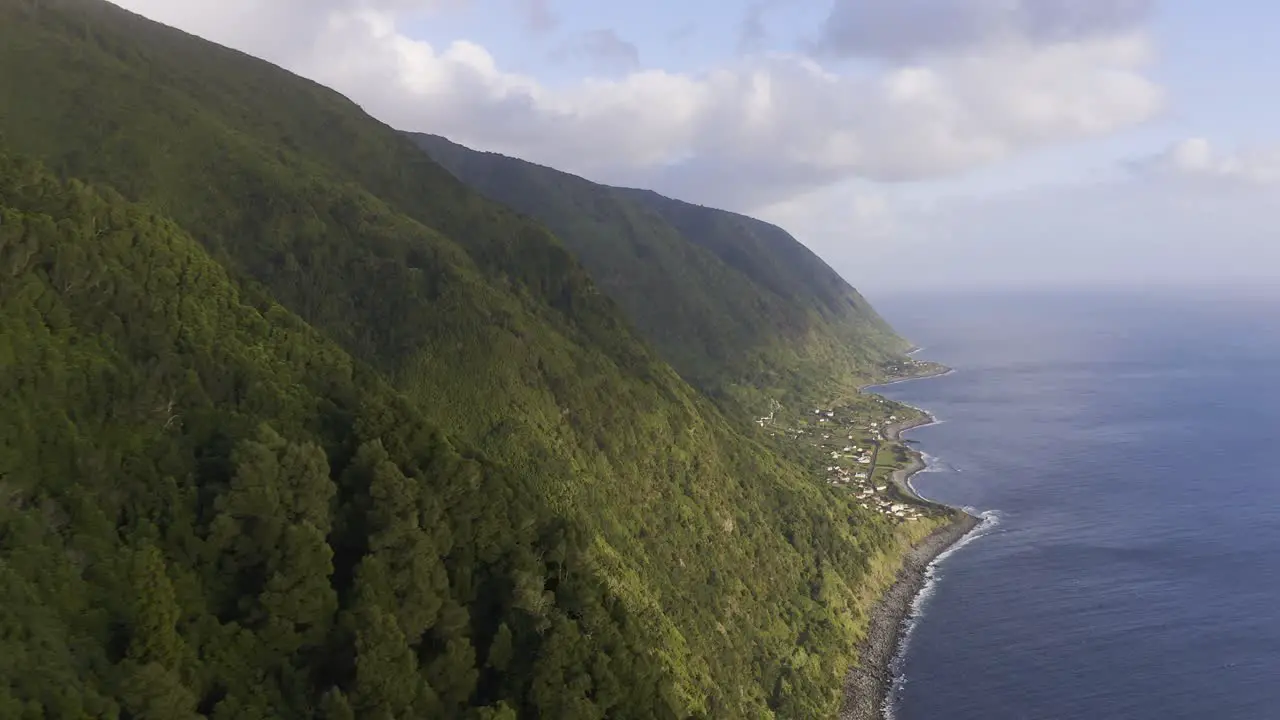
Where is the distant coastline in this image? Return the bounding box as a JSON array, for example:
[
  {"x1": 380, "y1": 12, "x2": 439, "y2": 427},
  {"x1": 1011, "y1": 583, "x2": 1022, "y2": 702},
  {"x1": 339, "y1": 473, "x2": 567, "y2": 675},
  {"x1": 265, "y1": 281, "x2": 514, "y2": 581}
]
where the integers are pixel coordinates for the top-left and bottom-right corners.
[
  {"x1": 861, "y1": 360, "x2": 955, "y2": 393},
  {"x1": 842, "y1": 363, "x2": 981, "y2": 720}
]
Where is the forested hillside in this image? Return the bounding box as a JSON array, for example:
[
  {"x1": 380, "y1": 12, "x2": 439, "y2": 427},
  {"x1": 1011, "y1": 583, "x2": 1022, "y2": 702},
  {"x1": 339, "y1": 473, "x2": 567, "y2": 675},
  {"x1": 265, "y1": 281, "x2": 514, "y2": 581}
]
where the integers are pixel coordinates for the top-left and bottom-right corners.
[
  {"x1": 413, "y1": 133, "x2": 908, "y2": 408},
  {"x1": 0, "y1": 0, "x2": 947, "y2": 717},
  {"x1": 0, "y1": 152, "x2": 674, "y2": 718}
]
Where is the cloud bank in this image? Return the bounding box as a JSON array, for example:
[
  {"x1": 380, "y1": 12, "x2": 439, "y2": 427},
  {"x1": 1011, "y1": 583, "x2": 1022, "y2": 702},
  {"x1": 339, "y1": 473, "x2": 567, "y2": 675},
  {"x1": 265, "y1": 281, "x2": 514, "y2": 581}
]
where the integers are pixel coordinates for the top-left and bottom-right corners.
[
  {"x1": 771, "y1": 137, "x2": 1280, "y2": 293},
  {"x1": 109, "y1": 0, "x2": 1164, "y2": 212},
  {"x1": 1133, "y1": 138, "x2": 1280, "y2": 186}
]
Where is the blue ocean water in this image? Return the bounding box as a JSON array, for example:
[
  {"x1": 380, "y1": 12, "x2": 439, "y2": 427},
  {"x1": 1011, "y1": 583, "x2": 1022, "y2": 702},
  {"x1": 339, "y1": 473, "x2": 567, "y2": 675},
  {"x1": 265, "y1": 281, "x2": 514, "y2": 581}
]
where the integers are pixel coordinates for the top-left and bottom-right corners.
[{"x1": 870, "y1": 290, "x2": 1280, "y2": 720}]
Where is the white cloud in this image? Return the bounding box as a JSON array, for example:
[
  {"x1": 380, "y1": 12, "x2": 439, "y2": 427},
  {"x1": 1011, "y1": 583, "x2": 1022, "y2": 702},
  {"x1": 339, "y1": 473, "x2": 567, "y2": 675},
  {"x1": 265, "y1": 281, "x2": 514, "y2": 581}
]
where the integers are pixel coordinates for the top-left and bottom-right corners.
[
  {"x1": 627, "y1": 34, "x2": 1160, "y2": 209},
  {"x1": 108, "y1": 0, "x2": 1163, "y2": 212},
  {"x1": 1133, "y1": 138, "x2": 1280, "y2": 185}
]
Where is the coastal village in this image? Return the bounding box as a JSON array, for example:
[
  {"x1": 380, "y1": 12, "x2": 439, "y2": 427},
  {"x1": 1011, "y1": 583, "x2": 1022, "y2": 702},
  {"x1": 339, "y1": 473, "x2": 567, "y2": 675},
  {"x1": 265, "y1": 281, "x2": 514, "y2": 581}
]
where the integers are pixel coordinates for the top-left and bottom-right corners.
[{"x1": 756, "y1": 357, "x2": 948, "y2": 524}]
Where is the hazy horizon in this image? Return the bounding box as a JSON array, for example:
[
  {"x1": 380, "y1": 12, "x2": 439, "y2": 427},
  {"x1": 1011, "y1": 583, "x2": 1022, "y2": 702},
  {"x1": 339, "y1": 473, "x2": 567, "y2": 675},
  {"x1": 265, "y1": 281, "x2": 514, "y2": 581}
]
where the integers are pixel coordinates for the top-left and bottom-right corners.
[{"x1": 863, "y1": 278, "x2": 1280, "y2": 299}]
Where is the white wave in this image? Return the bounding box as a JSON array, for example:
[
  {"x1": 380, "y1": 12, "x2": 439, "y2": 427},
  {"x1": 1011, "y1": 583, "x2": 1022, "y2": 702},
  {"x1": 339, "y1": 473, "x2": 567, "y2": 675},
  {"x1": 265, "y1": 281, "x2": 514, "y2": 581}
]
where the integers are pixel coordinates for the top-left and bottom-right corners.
[
  {"x1": 936, "y1": 509, "x2": 1000, "y2": 563},
  {"x1": 917, "y1": 452, "x2": 944, "y2": 474},
  {"x1": 913, "y1": 452, "x2": 961, "y2": 476},
  {"x1": 883, "y1": 510, "x2": 1001, "y2": 720}
]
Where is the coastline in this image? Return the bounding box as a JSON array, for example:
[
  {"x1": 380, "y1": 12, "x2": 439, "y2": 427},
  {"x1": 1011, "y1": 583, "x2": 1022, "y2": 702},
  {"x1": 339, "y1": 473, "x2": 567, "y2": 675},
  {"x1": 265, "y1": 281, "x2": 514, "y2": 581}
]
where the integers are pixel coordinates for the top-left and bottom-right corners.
[
  {"x1": 838, "y1": 511, "x2": 981, "y2": 720},
  {"x1": 861, "y1": 379, "x2": 938, "y2": 501},
  {"x1": 841, "y1": 361, "x2": 980, "y2": 720},
  {"x1": 881, "y1": 416, "x2": 944, "y2": 507}
]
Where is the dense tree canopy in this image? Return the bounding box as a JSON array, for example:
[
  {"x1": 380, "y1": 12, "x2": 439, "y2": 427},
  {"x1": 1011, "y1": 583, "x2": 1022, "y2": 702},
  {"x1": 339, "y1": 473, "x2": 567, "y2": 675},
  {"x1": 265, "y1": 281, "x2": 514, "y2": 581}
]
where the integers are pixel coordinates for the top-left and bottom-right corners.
[
  {"x1": 0, "y1": 1, "x2": 945, "y2": 717},
  {"x1": 0, "y1": 155, "x2": 686, "y2": 718}
]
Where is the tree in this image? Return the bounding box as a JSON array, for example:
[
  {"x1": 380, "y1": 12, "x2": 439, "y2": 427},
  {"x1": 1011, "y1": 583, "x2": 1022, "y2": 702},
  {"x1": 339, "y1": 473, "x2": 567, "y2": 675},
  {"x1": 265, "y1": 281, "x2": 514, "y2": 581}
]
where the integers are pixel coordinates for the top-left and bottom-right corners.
[
  {"x1": 258, "y1": 522, "x2": 338, "y2": 654},
  {"x1": 347, "y1": 441, "x2": 450, "y2": 644},
  {"x1": 208, "y1": 425, "x2": 338, "y2": 651},
  {"x1": 485, "y1": 623, "x2": 514, "y2": 673},
  {"x1": 125, "y1": 543, "x2": 184, "y2": 668},
  {"x1": 349, "y1": 605, "x2": 428, "y2": 719}
]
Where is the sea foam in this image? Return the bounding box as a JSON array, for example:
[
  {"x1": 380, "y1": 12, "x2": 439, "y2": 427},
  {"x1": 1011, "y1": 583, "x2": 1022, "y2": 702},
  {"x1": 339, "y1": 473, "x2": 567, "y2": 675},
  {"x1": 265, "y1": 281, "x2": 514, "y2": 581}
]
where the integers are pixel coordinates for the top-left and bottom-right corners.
[{"x1": 916, "y1": 452, "x2": 959, "y2": 474}]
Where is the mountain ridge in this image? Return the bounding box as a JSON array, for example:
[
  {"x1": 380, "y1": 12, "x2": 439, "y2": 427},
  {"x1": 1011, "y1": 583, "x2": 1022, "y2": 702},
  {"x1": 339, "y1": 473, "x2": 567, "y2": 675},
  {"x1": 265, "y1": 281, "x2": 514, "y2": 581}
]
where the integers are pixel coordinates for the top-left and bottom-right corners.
[
  {"x1": 411, "y1": 131, "x2": 909, "y2": 409},
  {"x1": 0, "y1": 1, "x2": 951, "y2": 717}
]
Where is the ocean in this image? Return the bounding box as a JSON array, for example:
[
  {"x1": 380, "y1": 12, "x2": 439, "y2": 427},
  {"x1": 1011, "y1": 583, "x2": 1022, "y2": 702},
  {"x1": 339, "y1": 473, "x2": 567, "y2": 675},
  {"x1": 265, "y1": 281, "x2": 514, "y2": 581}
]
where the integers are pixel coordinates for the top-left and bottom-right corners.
[{"x1": 869, "y1": 290, "x2": 1280, "y2": 720}]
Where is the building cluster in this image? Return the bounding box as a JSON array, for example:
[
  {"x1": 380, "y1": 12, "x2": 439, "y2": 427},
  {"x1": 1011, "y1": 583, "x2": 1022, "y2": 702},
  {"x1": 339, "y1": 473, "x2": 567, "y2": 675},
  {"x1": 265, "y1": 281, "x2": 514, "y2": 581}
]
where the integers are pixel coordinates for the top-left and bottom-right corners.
[
  {"x1": 764, "y1": 403, "x2": 927, "y2": 523},
  {"x1": 826, "y1": 464, "x2": 924, "y2": 521}
]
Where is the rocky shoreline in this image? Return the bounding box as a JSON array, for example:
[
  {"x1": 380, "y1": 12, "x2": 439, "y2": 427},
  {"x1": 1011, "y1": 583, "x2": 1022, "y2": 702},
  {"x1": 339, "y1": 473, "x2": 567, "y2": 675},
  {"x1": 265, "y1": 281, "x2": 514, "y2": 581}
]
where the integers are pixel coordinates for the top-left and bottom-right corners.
[
  {"x1": 838, "y1": 511, "x2": 981, "y2": 720},
  {"x1": 840, "y1": 370, "x2": 977, "y2": 720}
]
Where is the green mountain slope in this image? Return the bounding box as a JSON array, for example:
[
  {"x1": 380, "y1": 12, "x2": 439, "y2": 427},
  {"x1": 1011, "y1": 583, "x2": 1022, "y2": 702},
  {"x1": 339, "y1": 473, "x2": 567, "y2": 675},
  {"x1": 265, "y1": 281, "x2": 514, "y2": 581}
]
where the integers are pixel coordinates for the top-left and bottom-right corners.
[
  {"x1": 0, "y1": 1, "x2": 951, "y2": 717},
  {"x1": 0, "y1": 152, "x2": 681, "y2": 718},
  {"x1": 412, "y1": 132, "x2": 909, "y2": 406}
]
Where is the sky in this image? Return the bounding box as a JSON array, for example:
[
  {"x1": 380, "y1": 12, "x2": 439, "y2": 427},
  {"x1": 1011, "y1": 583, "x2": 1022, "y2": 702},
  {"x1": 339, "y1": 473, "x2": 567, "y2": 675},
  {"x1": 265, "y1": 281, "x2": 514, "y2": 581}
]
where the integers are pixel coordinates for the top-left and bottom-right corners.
[{"x1": 108, "y1": 0, "x2": 1280, "y2": 294}]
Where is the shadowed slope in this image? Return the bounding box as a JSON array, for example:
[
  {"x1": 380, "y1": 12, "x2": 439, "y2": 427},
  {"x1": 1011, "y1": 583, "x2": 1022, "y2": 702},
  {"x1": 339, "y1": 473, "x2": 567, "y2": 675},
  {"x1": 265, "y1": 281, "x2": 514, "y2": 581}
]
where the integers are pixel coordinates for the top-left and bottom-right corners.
[{"x1": 413, "y1": 132, "x2": 909, "y2": 408}]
